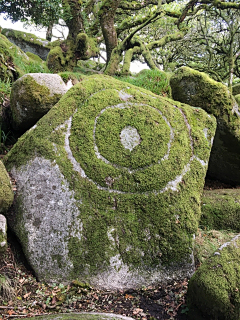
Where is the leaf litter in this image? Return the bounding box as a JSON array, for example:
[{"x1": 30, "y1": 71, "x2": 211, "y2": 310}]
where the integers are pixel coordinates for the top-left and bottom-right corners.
[{"x1": 0, "y1": 235, "x2": 189, "y2": 320}]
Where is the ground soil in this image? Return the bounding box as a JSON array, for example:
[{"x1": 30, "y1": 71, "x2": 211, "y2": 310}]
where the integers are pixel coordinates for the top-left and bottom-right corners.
[{"x1": 0, "y1": 231, "x2": 189, "y2": 320}]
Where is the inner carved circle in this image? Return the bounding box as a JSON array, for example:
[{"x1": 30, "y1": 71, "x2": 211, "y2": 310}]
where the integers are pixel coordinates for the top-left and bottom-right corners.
[{"x1": 120, "y1": 126, "x2": 141, "y2": 151}]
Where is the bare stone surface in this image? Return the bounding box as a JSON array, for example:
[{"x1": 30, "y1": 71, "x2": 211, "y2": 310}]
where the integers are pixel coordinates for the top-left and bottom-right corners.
[{"x1": 120, "y1": 126, "x2": 141, "y2": 151}]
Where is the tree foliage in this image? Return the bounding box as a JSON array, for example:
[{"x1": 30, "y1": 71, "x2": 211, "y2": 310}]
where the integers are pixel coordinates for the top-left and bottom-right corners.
[{"x1": 0, "y1": 0, "x2": 239, "y2": 79}]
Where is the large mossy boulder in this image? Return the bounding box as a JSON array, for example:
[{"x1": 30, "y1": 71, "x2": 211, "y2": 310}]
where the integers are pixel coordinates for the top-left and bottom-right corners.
[
  {"x1": 0, "y1": 160, "x2": 13, "y2": 214},
  {"x1": 188, "y1": 234, "x2": 240, "y2": 320},
  {"x1": 10, "y1": 73, "x2": 69, "y2": 133},
  {"x1": 4, "y1": 75, "x2": 216, "y2": 289},
  {"x1": 2, "y1": 28, "x2": 51, "y2": 60},
  {"x1": 170, "y1": 67, "x2": 240, "y2": 185},
  {"x1": 201, "y1": 189, "x2": 240, "y2": 232}
]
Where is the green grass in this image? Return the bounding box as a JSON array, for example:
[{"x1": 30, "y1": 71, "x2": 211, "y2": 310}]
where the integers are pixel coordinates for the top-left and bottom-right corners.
[
  {"x1": 0, "y1": 274, "x2": 16, "y2": 303},
  {"x1": 115, "y1": 69, "x2": 172, "y2": 97},
  {"x1": 13, "y1": 48, "x2": 50, "y2": 74},
  {"x1": 0, "y1": 79, "x2": 11, "y2": 97}
]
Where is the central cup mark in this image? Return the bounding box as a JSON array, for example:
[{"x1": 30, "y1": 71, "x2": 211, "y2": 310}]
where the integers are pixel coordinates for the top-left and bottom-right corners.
[{"x1": 120, "y1": 126, "x2": 141, "y2": 151}]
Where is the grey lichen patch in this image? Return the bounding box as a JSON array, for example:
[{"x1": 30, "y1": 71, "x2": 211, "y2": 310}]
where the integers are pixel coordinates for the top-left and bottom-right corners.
[
  {"x1": 11, "y1": 157, "x2": 82, "y2": 282},
  {"x1": 5, "y1": 75, "x2": 216, "y2": 288},
  {"x1": 0, "y1": 214, "x2": 7, "y2": 255}
]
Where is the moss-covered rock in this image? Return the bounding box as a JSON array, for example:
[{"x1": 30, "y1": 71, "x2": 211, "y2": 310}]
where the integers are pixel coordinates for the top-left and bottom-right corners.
[
  {"x1": 26, "y1": 52, "x2": 43, "y2": 63},
  {"x1": 0, "y1": 214, "x2": 7, "y2": 255},
  {"x1": 0, "y1": 33, "x2": 48, "y2": 82},
  {"x1": 201, "y1": 189, "x2": 240, "y2": 232},
  {"x1": 4, "y1": 75, "x2": 216, "y2": 289},
  {"x1": 25, "y1": 313, "x2": 135, "y2": 320},
  {"x1": 170, "y1": 67, "x2": 240, "y2": 185},
  {"x1": 188, "y1": 234, "x2": 240, "y2": 320},
  {"x1": 0, "y1": 33, "x2": 26, "y2": 81},
  {"x1": 0, "y1": 160, "x2": 13, "y2": 214},
  {"x1": 233, "y1": 83, "x2": 240, "y2": 96},
  {"x1": 10, "y1": 73, "x2": 69, "y2": 133},
  {"x1": 2, "y1": 28, "x2": 51, "y2": 60}
]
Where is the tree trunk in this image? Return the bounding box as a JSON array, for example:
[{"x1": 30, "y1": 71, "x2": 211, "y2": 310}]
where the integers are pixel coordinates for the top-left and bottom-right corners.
[
  {"x1": 99, "y1": 0, "x2": 121, "y2": 65},
  {"x1": 62, "y1": 0, "x2": 85, "y2": 40},
  {"x1": 46, "y1": 21, "x2": 54, "y2": 41}
]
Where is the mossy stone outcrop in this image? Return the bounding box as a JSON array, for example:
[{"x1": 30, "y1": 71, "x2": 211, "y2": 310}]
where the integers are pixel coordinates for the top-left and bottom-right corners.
[
  {"x1": 188, "y1": 234, "x2": 240, "y2": 320},
  {"x1": 4, "y1": 75, "x2": 216, "y2": 289},
  {"x1": 10, "y1": 73, "x2": 69, "y2": 133},
  {"x1": 0, "y1": 33, "x2": 28, "y2": 82},
  {"x1": 170, "y1": 67, "x2": 240, "y2": 185},
  {"x1": 0, "y1": 160, "x2": 13, "y2": 214},
  {"x1": 201, "y1": 189, "x2": 240, "y2": 232},
  {"x1": 2, "y1": 28, "x2": 51, "y2": 60}
]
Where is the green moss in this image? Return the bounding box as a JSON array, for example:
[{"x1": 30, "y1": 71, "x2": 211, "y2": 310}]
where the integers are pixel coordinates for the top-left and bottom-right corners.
[
  {"x1": 0, "y1": 33, "x2": 49, "y2": 81},
  {"x1": 170, "y1": 67, "x2": 237, "y2": 123},
  {"x1": 46, "y1": 34, "x2": 99, "y2": 73},
  {"x1": 170, "y1": 67, "x2": 240, "y2": 185},
  {"x1": 235, "y1": 94, "x2": 240, "y2": 106},
  {"x1": 188, "y1": 236, "x2": 240, "y2": 320},
  {"x1": 201, "y1": 189, "x2": 240, "y2": 232},
  {"x1": 58, "y1": 72, "x2": 86, "y2": 84},
  {"x1": 233, "y1": 84, "x2": 240, "y2": 96},
  {"x1": 26, "y1": 51, "x2": 43, "y2": 62},
  {"x1": 47, "y1": 46, "x2": 66, "y2": 72},
  {"x1": 0, "y1": 160, "x2": 13, "y2": 214},
  {"x1": 4, "y1": 75, "x2": 216, "y2": 279}
]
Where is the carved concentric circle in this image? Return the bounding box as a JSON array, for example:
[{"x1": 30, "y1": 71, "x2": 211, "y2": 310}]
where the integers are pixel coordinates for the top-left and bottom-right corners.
[
  {"x1": 66, "y1": 89, "x2": 206, "y2": 194},
  {"x1": 93, "y1": 103, "x2": 173, "y2": 171}
]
